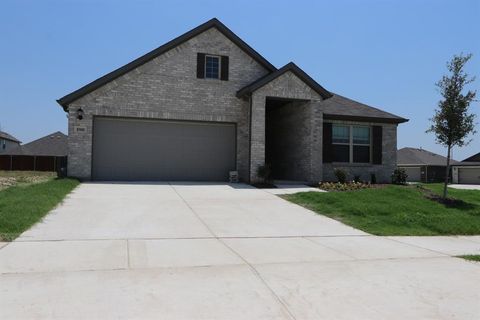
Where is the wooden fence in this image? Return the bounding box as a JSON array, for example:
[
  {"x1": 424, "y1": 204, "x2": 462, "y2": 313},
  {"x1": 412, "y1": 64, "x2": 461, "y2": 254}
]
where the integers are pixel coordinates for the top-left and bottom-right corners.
[{"x1": 0, "y1": 155, "x2": 67, "y2": 175}]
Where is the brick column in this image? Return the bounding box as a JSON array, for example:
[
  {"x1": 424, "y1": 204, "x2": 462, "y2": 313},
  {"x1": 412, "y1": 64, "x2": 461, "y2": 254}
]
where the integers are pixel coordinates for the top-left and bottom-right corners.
[{"x1": 249, "y1": 93, "x2": 266, "y2": 182}]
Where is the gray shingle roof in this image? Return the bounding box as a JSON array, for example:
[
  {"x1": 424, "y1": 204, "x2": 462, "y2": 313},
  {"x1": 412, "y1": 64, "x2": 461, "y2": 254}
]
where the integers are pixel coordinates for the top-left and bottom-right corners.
[
  {"x1": 3, "y1": 132, "x2": 67, "y2": 156},
  {"x1": 397, "y1": 147, "x2": 459, "y2": 166},
  {"x1": 0, "y1": 131, "x2": 21, "y2": 143},
  {"x1": 463, "y1": 152, "x2": 480, "y2": 162},
  {"x1": 321, "y1": 94, "x2": 408, "y2": 124}
]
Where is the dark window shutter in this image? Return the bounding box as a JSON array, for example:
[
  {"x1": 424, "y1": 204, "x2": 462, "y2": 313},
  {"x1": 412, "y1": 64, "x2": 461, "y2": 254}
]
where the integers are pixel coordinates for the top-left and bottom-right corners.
[
  {"x1": 323, "y1": 122, "x2": 333, "y2": 163},
  {"x1": 372, "y1": 126, "x2": 383, "y2": 164},
  {"x1": 196, "y1": 53, "x2": 205, "y2": 79},
  {"x1": 220, "y1": 56, "x2": 229, "y2": 81}
]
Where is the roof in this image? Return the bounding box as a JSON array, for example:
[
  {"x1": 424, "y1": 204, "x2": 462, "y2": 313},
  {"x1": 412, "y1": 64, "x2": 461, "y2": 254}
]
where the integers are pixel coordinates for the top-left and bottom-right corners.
[
  {"x1": 397, "y1": 147, "x2": 459, "y2": 166},
  {"x1": 452, "y1": 162, "x2": 480, "y2": 167},
  {"x1": 57, "y1": 18, "x2": 277, "y2": 111},
  {"x1": 462, "y1": 152, "x2": 480, "y2": 162},
  {"x1": 0, "y1": 131, "x2": 21, "y2": 143},
  {"x1": 321, "y1": 94, "x2": 408, "y2": 124},
  {"x1": 2, "y1": 132, "x2": 67, "y2": 156},
  {"x1": 236, "y1": 62, "x2": 332, "y2": 99}
]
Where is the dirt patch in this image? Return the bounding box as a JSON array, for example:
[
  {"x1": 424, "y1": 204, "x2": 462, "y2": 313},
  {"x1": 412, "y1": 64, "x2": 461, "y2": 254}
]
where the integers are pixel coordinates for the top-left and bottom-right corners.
[
  {"x1": 0, "y1": 171, "x2": 56, "y2": 191},
  {"x1": 417, "y1": 185, "x2": 474, "y2": 209}
]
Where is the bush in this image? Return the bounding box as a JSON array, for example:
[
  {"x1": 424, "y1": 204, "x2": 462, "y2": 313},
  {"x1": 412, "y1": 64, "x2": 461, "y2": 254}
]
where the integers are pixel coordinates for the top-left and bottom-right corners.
[
  {"x1": 353, "y1": 175, "x2": 361, "y2": 183},
  {"x1": 257, "y1": 164, "x2": 272, "y2": 183},
  {"x1": 334, "y1": 168, "x2": 347, "y2": 184},
  {"x1": 318, "y1": 181, "x2": 373, "y2": 192},
  {"x1": 392, "y1": 168, "x2": 408, "y2": 185}
]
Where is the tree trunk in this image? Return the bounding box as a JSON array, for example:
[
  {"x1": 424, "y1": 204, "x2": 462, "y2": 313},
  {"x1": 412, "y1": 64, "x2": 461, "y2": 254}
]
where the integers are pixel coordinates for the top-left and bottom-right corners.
[{"x1": 443, "y1": 145, "x2": 451, "y2": 199}]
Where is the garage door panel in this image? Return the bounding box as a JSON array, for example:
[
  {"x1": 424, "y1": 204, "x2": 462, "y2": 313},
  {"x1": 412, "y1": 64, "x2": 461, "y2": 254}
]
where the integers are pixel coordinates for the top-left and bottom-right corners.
[
  {"x1": 402, "y1": 167, "x2": 421, "y2": 182},
  {"x1": 92, "y1": 117, "x2": 236, "y2": 181},
  {"x1": 458, "y1": 168, "x2": 480, "y2": 184}
]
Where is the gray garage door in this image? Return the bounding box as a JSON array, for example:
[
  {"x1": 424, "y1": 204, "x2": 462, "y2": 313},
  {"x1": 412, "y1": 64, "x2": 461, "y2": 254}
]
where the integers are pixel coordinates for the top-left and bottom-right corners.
[
  {"x1": 92, "y1": 117, "x2": 236, "y2": 181},
  {"x1": 402, "y1": 167, "x2": 421, "y2": 182},
  {"x1": 458, "y1": 168, "x2": 480, "y2": 184}
]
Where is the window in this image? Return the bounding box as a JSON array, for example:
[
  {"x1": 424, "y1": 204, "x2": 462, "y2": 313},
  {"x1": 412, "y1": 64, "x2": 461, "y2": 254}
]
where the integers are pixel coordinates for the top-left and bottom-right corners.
[
  {"x1": 332, "y1": 124, "x2": 371, "y2": 163},
  {"x1": 1, "y1": 139, "x2": 5, "y2": 150},
  {"x1": 332, "y1": 125, "x2": 350, "y2": 162},
  {"x1": 205, "y1": 55, "x2": 220, "y2": 79}
]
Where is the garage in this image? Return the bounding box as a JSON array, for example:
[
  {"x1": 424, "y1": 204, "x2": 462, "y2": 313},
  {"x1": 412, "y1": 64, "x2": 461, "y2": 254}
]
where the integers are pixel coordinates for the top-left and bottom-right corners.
[
  {"x1": 92, "y1": 117, "x2": 236, "y2": 181},
  {"x1": 402, "y1": 167, "x2": 421, "y2": 182},
  {"x1": 458, "y1": 167, "x2": 480, "y2": 184}
]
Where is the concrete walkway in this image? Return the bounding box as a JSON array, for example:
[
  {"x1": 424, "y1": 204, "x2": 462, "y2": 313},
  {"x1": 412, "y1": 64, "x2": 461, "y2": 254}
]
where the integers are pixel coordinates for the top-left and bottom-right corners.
[{"x1": 0, "y1": 182, "x2": 479, "y2": 319}]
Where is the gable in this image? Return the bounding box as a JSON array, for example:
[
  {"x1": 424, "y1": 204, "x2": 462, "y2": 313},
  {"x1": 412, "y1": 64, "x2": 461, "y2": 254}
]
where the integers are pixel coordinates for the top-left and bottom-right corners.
[
  {"x1": 237, "y1": 62, "x2": 331, "y2": 99},
  {"x1": 57, "y1": 18, "x2": 276, "y2": 110}
]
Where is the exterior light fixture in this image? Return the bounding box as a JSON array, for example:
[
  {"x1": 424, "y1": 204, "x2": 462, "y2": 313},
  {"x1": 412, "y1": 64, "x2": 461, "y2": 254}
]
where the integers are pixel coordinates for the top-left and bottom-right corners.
[{"x1": 76, "y1": 108, "x2": 84, "y2": 120}]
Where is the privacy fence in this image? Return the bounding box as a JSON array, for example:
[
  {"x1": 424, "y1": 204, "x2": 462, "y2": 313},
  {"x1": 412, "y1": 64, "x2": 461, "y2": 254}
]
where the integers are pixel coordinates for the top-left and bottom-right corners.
[{"x1": 0, "y1": 155, "x2": 67, "y2": 175}]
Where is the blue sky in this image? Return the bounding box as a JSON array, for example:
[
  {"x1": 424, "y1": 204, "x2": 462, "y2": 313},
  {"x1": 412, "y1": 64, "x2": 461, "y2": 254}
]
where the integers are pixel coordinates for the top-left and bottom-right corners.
[{"x1": 1, "y1": 0, "x2": 479, "y2": 160}]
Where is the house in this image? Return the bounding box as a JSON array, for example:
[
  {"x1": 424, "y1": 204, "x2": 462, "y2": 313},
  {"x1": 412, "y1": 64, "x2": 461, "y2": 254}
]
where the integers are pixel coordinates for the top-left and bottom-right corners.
[
  {"x1": 452, "y1": 152, "x2": 480, "y2": 184},
  {"x1": 57, "y1": 18, "x2": 408, "y2": 183},
  {"x1": 0, "y1": 131, "x2": 21, "y2": 153},
  {"x1": 0, "y1": 132, "x2": 67, "y2": 172},
  {"x1": 397, "y1": 147, "x2": 459, "y2": 183}
]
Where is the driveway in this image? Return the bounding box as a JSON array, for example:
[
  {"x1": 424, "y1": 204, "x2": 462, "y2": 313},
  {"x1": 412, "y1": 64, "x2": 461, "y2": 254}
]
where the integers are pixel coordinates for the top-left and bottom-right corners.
[
  {"x1": 449, "y1": 184, "x2": 480, "y2": 190},
  {"x1": 1, "y1": 182, "x2": 479, "y2": 319}
]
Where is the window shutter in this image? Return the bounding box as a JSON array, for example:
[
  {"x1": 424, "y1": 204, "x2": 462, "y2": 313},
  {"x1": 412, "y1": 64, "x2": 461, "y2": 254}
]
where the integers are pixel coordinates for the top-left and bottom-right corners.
[
  {"x1": 196, "y1": 53, "x2": 205, "y2": 79},
  {"x1": 323, "y1": 122, "x2": 333, "y2": 163},
  {"x1": 220, "y1": 56, "x2": 229, "y2": 81},
  {"x1": 372, "y1": 126, "x2": 383, "y2": 164}
]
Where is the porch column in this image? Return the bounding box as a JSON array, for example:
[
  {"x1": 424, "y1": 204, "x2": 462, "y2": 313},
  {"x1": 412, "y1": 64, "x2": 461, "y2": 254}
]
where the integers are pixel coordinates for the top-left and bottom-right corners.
[
  {"x1": 249, "y1": 93, "x2": 266, "y2": 182},
  {"x1": 310, "y1": 102, "x2": 323, "y2": 182}
]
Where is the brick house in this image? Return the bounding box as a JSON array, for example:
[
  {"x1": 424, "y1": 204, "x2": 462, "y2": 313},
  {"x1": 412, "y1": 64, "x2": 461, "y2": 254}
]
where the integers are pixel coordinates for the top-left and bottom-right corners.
[{"x1": 57, "y1": 18, "x2": 407, "y2": 183}]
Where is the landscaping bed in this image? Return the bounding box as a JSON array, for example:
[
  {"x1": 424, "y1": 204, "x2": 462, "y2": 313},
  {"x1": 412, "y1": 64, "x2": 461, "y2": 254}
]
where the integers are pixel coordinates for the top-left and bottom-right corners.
[
  {"x1": 0, "y1": 178, "x2": 79, "y2": 241},
  {"x1": 283, "y1": 184, "x2": 480, "y2": 236}
]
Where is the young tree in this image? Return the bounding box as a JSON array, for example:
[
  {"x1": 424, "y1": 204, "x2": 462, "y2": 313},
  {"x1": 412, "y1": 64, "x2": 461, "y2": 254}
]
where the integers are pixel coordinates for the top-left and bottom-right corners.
[{"x1": 427, "y1": 53, "x2": 477, "y2": 199}]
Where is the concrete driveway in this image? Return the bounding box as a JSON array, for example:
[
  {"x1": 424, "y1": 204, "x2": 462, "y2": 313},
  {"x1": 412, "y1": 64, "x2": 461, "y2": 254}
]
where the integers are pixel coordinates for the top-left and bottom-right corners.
[{"x1": 1, "y1": 182, "x2": 479, "y2": 319}]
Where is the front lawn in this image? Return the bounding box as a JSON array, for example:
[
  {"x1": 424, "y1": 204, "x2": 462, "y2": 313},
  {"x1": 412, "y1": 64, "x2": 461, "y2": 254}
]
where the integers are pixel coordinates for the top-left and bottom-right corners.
[
  {"x1": 458, "y1": 255, "x2": 480, "y2": 262},
  {"x1": 0, "y1": 178, "x2": 79, "y2": 241},
  {"x1": 283, "y1": 184, "x2": 480, "y2": 236}
]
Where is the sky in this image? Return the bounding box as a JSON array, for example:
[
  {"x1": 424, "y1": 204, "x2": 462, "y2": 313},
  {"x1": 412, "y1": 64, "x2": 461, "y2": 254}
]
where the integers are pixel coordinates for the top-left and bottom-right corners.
[{"x1": 1, "y1": 0, "x2": 479, "y2": 160}]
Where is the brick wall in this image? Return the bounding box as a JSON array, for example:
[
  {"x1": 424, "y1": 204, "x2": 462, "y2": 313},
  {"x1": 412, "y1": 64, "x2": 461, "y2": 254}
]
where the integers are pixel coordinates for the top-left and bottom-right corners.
[
  {"x1": 322, "y1": 121, "x2": 398, "y2": 183},
  {"x1": 66, "y1": 27, "x2": 269, "y2": 180}
]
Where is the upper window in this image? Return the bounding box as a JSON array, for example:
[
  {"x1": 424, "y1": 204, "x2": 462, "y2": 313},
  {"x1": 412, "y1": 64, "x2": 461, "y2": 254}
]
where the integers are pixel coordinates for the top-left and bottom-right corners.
[
  {"x1": 205, "y1": 55, "x2": 220, "y2": 79},
  {"x1": 1, "y1": 139, "x2": 5, "y2": 150},
  {"x1": 332, "y1": 124, "x2": 371, "y2": 163}
]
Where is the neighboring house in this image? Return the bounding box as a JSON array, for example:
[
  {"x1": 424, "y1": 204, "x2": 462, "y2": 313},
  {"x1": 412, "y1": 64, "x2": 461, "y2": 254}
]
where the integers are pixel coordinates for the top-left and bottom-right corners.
[
  {"x1": 0, "y1": 131, "x2": 21, "y2": 153},
  {"x1": 452, "y1": 152, "x2": 480, "y2": 184},
  {"x1": 0, "y1": 132, "x2": 67, "y2": 172},
  {"x1": 57, "y1": 18, "x2": 408, "y2": 183},
  {"x1": 397, "y1": 147, "x2": 459, "y2": 183}
]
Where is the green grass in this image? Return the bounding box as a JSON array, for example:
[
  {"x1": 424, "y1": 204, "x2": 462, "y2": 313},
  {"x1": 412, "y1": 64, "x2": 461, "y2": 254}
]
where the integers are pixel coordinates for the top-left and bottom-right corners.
[
  {"x1": 0, "y1": 178, "x2": 79, "y2": 241},
  {"x1": 457, "y1": 255, "x2": 480, "y2": 262},
  {"x1": 283, "y1": 184, "x2": 480, "y2": 236}
]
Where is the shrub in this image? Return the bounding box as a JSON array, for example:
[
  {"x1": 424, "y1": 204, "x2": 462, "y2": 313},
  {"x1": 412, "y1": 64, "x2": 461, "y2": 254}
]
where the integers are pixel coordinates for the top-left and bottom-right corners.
[
  {"x1": 318, "y1": 181, "x2": 373, "y2": 192},
  {"x1": 391, "y1": 168, "x2": 408, "y2": 185},
  {"x1": 257, "y1": 164, "x2": 272, "y2": 183},
  {"x1": 334, "y1": 168, "x2": 347, "y2": 184},
  {"x1": 370, "y1": 173, "x2": 377, "y2": 184},
  {"x1": 353, "y1": 175, "x2": 361, "y2": 183}
]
